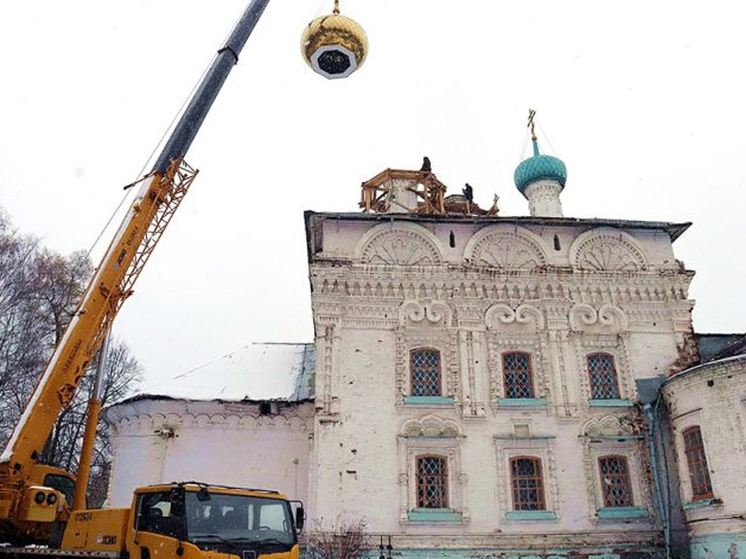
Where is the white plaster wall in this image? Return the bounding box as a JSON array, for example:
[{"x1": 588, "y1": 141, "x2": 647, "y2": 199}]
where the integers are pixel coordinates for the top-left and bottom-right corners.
[
  {"x1": 106, "y1": 399, "x2": 313, "y2": 508},
  {"x1": 308, "y1": 214, "x2": 690, "y2": 549},
  {"x1": 319, "y1": 218, "x2": 684, "y2": 270},
  {"x1": 663, "y1": 356, "x2": 746, "y2": 538}
]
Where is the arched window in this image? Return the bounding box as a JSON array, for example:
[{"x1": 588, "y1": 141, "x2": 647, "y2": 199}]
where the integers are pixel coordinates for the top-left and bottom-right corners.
[
  {"x1": 416, "y1": 455, "x2": 448, "y2": 508},
  {"x1": 586, "y1": 353, "x2": 620, "y2": 399},
  {"x1": 502, "y1": 352, "x2": 535, "y2": 399},
  {"x1": 410, "y1": 348, "x2": 441, "y2": 397},
  {"x1": 510, "y1": 457, "x2": 545, "y2": 511},
  {"x1": 598, "y1": 455, "x2": 633, "y2": 507},
  {"x1": 683, "y1": 426, "x2": 713, "y2": 500}
]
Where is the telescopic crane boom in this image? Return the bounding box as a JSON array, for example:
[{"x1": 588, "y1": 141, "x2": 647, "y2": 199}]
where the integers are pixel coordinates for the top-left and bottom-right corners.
[{"x1": 0, "y1": 0, "x2": 270, "y2": 545}]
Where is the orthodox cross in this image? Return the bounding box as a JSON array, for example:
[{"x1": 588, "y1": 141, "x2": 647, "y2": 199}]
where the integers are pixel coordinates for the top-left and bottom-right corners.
[{"x1": 527, "y1": 108, "x2": 537, "y2": 141}]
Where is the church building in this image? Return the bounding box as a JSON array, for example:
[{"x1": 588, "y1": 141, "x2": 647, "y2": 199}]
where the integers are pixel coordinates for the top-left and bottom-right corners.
[{"x1": 105, "y1": 123, "x2": 746, "y2": 559}]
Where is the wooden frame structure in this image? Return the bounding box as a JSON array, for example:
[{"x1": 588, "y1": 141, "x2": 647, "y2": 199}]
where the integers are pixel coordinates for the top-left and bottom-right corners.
[{"x1": 360, "y1": 169, "x2": 447, "y2": 214}]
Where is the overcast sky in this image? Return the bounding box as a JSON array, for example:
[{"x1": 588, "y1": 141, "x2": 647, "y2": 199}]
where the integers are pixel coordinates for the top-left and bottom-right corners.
[{"x1": 0, "y1": 0, "x2": 744, "y2": 391}]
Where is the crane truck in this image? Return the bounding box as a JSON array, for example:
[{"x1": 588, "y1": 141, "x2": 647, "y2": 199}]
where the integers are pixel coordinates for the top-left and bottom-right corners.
[{"x1": 0, "y1": 1, "x2": 305, "y2": 558}]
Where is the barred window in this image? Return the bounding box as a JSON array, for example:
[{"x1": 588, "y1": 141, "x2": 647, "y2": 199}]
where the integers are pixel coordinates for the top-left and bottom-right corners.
[
  {"x1": 503, "y1": 352, "x2": 535, "y2": 399},
  {"x1": 599, "y1": 456, "x2": 634, "y2": 507},
  {"x1": 510, "y1": 457, "x2": 546, "y2": 511},
  {"x1": 683, "y1": 426, "x2": 713, "y2": 500},
  {"x1": 416, "y1": 455, "x2": 448, "y2": 508},
  {"x1": 587, "y1": 353, "x2": 621, "y2": 400},
  {"x1": 411, "y1": 348, "x2": 441, "y2": 397}
]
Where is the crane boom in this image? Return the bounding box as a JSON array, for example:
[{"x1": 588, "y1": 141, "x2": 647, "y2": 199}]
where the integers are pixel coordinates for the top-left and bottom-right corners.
[{"x1": 0, "y1": 0, "x2": 271, "y2": 542}]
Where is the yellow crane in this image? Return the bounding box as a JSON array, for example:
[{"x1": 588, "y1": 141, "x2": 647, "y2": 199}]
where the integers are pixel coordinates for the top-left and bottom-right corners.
[{"x1": 0, "y1": 1, "x2": 311, "y2": 557}]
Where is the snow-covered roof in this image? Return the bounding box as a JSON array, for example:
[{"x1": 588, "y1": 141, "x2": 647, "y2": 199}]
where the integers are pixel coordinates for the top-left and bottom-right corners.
[{"x1": 133, "y1": 343, "x2": 315, "y2": 402}]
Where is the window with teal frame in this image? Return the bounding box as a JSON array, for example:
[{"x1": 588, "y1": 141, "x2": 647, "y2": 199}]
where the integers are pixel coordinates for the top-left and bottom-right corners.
[
  {"x1": 510, "y1": 457, "x2": 545, "y2": 511},
  {"x1": 503, "y1": 351, "x2": 535, "y2": 399},
  {"x1": 587, "y1": 353, "x2": 620, "y2": 400},
  {"x1": 416, "y1": 455, "x2": 448, "y2": 509},
  {"x1": 598, "y1": 455, "x2": 633, "y2": 507},
  {"x1": 411, "y1": 348, "x2": 442, "y2": 397}
]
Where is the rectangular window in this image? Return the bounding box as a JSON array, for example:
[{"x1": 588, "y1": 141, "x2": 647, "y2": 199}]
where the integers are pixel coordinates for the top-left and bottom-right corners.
[
  {"x1": 416, "y1": 455, "x2": 448, "y2": 508},
  {"x1": 598, "y1": 456, "x2": 634, "y2": 507},
  {"x1": 587, "y1": 353, "x2": 621, "y2": 399},
  {"x1": 503, "y1": 352, "x2": 535, "y2": 399},
  {"x1": 683, "y1": 426, "x2": 713, "y2": 500},
  {"x1": 411, "y1": 349, "x2": 442, "y2": 397},
  {"x1": 510, "y1": 457, "x2": 545, "y2": 511},
  {"x1": 136, "y1": 491, "x2": 185, "y2": 539}
]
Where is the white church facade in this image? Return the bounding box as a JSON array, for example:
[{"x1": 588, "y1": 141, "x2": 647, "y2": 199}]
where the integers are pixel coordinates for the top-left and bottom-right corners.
[{"x1": 105, "y1": 132, "x2": 746, "y2": 559}]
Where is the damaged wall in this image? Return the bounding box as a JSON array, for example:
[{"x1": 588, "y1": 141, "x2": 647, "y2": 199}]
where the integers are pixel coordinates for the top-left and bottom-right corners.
[{"x1": 105, "y1": 398, "x2": 313, "y2": 508}]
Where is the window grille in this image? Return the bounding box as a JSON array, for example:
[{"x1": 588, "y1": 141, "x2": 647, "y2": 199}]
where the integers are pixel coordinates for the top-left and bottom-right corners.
[
  {"x1": 510, "y1": 457, "x2": 546, "y2": 511},
  {"x1": 683, "y1": 426, "x2": 713, "y2": 500},
  {"x1": 587, "y1": 353, "x2": 621, "y2": 399},
  {"x1": 503, "y1": 352, "x2": 535, "y2": 399},
  {"x1": 411, "y1": 349, "x2": 441, "y2": 397},
  {"x1": 598, "y1": 456, "x2": 634, "y2": 507},
  {"x1": 416, "y1": 455, "x2": 448, "y2": 508}
]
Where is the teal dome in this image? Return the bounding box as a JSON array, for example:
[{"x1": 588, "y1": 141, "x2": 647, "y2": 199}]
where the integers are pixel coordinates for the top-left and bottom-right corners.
[{"x1": 514, "y1": 141, "x2": 567, "y2": 195}]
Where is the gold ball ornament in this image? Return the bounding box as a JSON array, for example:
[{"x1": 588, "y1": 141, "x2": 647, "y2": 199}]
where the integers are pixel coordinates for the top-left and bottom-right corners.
[{"x1": 301, "y1": 12, "x2": 368, "y2": 79}]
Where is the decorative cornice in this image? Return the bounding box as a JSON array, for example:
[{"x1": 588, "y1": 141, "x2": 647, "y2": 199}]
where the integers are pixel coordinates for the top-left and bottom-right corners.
[{"x1": 109, "y1": 409, "x2": 314, "y2": 433}]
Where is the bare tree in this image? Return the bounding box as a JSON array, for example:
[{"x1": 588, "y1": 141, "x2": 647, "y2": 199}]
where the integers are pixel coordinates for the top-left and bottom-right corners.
[
  {"x1": 43, "y1": 337, "x2": 142, "y2": 507},
  {"x1": 0, "y1": 206, "x2": 141, "y2": 507},
  {"x1": 306, "y1": 519, "x2": 371, "y2": 559},
  {"x1": 0, "y1": 211, "x2": 51, "y2": 444}
]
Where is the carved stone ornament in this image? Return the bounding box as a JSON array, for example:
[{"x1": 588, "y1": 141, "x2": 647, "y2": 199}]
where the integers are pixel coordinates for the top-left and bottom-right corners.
[
  {"x1": 357, "y1": 224, "x2": 442, "y2": 266},
  {"x1": 465, "y1": 228, "x2": 547, "y2": 270},
  {"x1": 485, "y1": 303, "x2": 545, "y2": 331},
  {"x1": 401, "y1": 414, "x2": 462, "y2": 438},
  {"x1": 570, "y1": 229, "x2": 648, "y2": 272},
  {"x1": 569, "y1": 303, "x2": 628, "y2": 332},
  {"x1": 399, "y1": 299, "x2": 452, "y2": 327},
  {"x1": 582, "y1": 416, "x2": 636, "y2": 438}
]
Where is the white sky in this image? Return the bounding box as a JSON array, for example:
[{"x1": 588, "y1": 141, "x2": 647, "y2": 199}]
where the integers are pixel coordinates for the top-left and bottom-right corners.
[{"x1": 0, "y1": 0, "x2": 744, "y2": 390}]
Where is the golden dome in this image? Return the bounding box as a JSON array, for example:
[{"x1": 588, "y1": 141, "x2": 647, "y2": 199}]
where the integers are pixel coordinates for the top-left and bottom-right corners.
[{"x1": 301, "y1": 13, "x2": 368, "y2": 79}]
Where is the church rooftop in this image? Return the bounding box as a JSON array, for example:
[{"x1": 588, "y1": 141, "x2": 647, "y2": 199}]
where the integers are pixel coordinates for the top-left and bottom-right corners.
[
  {"x1": 113, "y1": 342, "x2": 315, "y2": 405},
  {"x1": 304, "y1": 210, "x2": 691, "y2": 242}
]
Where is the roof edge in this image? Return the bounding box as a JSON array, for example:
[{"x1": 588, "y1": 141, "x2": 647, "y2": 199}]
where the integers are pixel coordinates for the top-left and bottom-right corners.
[{"x1": 304, "y1": 211, "x2": 691, "y2": 242}]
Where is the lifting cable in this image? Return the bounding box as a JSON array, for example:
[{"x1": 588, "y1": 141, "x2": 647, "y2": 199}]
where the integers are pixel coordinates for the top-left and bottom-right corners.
[{"x1": 85, "y1": 5, "x2": 247, "y2": 261}]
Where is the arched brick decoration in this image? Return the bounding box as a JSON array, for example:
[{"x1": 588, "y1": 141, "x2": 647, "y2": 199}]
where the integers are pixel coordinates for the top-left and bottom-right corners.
[
  {"x1": 464, "y1": 227, "x2": 547, "y2": 270},
  {"x1": 356, "y1": 223, "x2": 443, "y2": 266},
  {"x1": 570, "y1": 228, "x2": 648, "y2": 272}
]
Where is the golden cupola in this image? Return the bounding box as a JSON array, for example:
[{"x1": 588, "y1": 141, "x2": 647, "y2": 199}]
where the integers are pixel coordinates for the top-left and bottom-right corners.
[{"x1": 301, "y1": 0, "x2": 368, "y2": 79}]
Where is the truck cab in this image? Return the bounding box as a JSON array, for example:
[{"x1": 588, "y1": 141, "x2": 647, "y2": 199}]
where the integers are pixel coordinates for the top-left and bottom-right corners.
[{"x1": 62, "y1": 483, "x2": 303, "y2": 559}]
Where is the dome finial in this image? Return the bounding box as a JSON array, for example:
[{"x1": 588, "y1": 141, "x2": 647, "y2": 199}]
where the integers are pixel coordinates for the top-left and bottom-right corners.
[
  {"x1": 527, "y1": 108, "x2": 540, "y2": 156},
  {"x1": 333, "y1": 0, "x2": 340, "y2": 15}
]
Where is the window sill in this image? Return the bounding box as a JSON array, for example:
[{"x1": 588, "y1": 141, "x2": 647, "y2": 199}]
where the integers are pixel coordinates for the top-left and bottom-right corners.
[
  {"x1": 597, "y1": 507, "x2": 648, "y2": 520},
  {"x1": 589, "y1": 399, "x2": 634, "y2": 408},
  {"x1": 683, "y1": 498, "x2": 720, "y2": 510},
  {"x1": 497, "y1": 398, "x2": 547, "y2": 408},
  {"x1": 407, "y1": 509, "x2": 462, "y2": 522},
  {"x1": 404, "y1": 396, "x2": 454, "y2": 405},
  {"x1": 505, "y1": 510, "x2": 557, "y2": 521}
]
